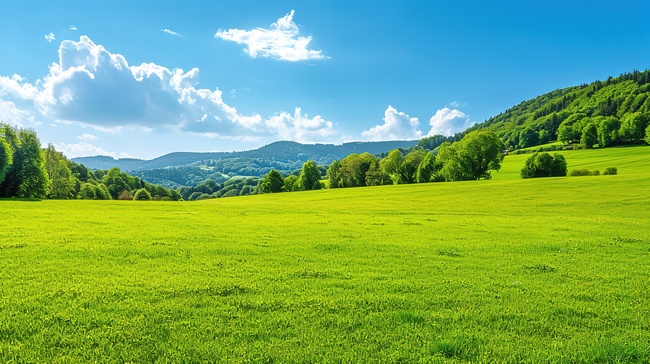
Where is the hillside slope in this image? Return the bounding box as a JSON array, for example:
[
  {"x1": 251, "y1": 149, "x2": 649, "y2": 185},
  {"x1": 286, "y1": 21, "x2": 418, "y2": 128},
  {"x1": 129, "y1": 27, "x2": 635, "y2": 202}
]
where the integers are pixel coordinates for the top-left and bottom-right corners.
[
  {"x1": 468, "y1": 69, "x2": 650, "y2": 148},
  {"x1": 73, "y1": 140, "x2": 417, "y2": 172}
]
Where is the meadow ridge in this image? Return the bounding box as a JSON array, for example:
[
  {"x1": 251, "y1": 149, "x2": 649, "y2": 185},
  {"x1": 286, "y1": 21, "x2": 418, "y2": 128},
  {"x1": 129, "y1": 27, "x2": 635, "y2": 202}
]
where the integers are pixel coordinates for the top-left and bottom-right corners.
[{"x1": 1, "y1": 146, "x2": 649, "y2": 362}]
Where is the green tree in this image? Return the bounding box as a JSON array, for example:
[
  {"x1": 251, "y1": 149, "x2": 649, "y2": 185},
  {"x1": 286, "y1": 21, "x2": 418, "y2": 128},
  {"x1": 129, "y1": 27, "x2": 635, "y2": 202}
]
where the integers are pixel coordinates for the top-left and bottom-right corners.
[
  {"x1": 365, "y1": 159, "x2": 388, "y2": 186},
  {"x1": 400, "y1": 149, "x2": 426, "y2": 184},
  {"x1": 597, "y1": 117, "x2": 621, "y2": 147},
  {"x1": 557, "y1": 124, "x2": 575, "y2": 144},
  {"x1": 260, "y1": 169, "x2": 285, "y2": 193},
  {"x1": 416, "y1": 151, "x2": 441, "y2": 183},
  {"x1": 338, "y1": 153, "x2": 377, "y2": 187},
  {"x1": 283, "y1": 175, "x2": 299, "y2": 192},
  {"x1": 297, "y1": 160, "x2": 322, "y2": 191},
  {"x1": 453, "y1": 130, "x2": 505, "y2": 180},
  {"x1": 102, "y1": 167, "x2": 131, "y2": 199},
  {"x1": 79, "y1": 183, "x2": 96, "y2": 199},
  {"x1": 44, "y1": 145, "x2": 76, "y2": 199},
  {"x1": 620, "y1": 112, "x2": 650, "y2": 141},
  {"x1": 0, "y1": 137, "x2": 12, "y2": 186},
  {"x1": 645, "y1": 124, "x2": 650, "y2": 145},
  {"x1": 134, "y1": 188, "x2": 152, "y2": 200},
  {"x1": 520, "y1": 152, "x2": 567, "y2": 178},
  {"x1": 326, "y1": 160, "x2": 342, "y2": 188},
  {"x1": 380, "y1": 149, "x2": 404, "y2": 184},
  {"x1": 580, "y1": 123, "x2": 598, "y2": 148},
  {"x1": 519, "y1": 128, "x2": 539, "y2": 148},
  {"x1": 13, "y1": 130, "x2": 49, "y2": 198}
]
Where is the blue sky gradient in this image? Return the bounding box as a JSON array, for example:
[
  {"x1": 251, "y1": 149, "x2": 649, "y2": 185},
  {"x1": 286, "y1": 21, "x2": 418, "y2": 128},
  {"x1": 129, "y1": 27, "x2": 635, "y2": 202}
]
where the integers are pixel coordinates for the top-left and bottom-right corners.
[{"x1": 1, "y1": 0, "x2": 649, "y2": 159}]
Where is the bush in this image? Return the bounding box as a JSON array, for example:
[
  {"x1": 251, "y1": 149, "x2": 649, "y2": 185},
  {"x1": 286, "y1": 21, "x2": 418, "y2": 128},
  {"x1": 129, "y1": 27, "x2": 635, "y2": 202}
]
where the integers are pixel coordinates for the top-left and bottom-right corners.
[
  {"x1": 520, "y1": 152, "x2": 567, "y2": 178},
  {"x1": 117, "y1": 190, "x2": 133, "y2": 200},
  {"x1": 133, "y1": 188, "x2": 152, "y2": 201},
  {"x1": 603, "y1": 167, "x2": 618, "y2": 175},
  {"x1": 569, "y1": 169, "x2": 595, "y2": 176}
]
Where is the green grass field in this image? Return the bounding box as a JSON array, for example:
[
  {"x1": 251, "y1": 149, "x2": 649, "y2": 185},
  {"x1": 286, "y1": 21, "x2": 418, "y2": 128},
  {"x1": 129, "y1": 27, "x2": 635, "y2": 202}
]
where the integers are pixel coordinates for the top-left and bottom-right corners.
[{"x1": 1, "y1": 146, "x2": 649, "y2": 362}]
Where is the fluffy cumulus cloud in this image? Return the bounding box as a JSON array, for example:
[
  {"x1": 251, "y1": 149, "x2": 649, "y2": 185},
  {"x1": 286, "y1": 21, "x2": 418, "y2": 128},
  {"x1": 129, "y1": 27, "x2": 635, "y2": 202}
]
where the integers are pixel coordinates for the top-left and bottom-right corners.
[
  {"x1": 265, "y1": 107, "x2": 338, "y2": 142},
  {"x1": 0, "y1": 35, "x2": 340, "y2": 145},
  {"x1": 362, "y1": 106, "x2": 423, "y2": 141},
  {"x1": 215, "y1": 10, "x2": 328, "y2": 61},
  {"x1": 426, "y1": 107, "x2": 474, "y2": 136},
  {"x1": 0, "y1": 36, "x2": 267, "y2": 138},
  {"x1": 44, "y1": 32, "x2": 55, "y2": 42}
]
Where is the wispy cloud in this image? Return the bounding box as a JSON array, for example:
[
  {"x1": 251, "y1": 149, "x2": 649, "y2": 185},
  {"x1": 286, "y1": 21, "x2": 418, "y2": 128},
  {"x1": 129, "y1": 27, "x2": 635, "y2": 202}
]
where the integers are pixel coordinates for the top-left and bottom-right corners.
[
  {"x1": 215, "y1": 10, "x2": 328, "y2": 62},
  {"x1": 161, "y1": 28, "x2": 182, "y2": 37},
  {"x1": 44, "y1": 32, "x2": 55, "y2": 42},
  {"x1": 77, "y1": 133, "x2": 97, "y2": 141},
  {"x1": 69, "y1": 25, "x2": 77, "y2": 31}
]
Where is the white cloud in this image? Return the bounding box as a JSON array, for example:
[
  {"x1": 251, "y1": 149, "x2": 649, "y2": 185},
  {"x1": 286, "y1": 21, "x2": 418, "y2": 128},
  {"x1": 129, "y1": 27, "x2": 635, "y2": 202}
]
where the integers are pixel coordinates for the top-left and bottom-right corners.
[
  {"x1": 77, "y1": 133, "x2": 97, "y2": 141},
  {"x1": 426, "y1": 107, "x2": 474, "y2": 137},
  {"x1": 0, "y1": 36, "x2": 265, "y2": 138},
  {"x1": 215, "y1": 10, "x2": 328, "y2": 61},
  {"x1": 0, "y1": 99, "x2": 29, "y2": 127},
  {"x1": 362, "y1": 106, "x2": 422, "y2": 141},
  {"x1": 44, "y1": 32, "x2": 55, "y2": 42},
  {"x1": 55, "y1": 141, "x2": 117, "y2": 158},
  {"x1": 265, "y1": 107, "x2": 338, "y2": 142},
  {"x1": 450, "y1": 101, "x2": 465, "y2": 108},
  {"x1": 69, "y1": 25, "x2": 77, "y2": 31},
  {"x1": 161, "y1": 28, "x2": 182, "y2": 37}
]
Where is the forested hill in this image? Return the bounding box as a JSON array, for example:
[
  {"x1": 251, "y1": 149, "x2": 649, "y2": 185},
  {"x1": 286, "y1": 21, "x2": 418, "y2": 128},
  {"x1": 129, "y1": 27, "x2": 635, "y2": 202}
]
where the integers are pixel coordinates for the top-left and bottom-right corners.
[
  {"x1": 72, "y1": 140, "x2": 417, "y2": 172},
  {"x1": 466, "y1": 69, "x2": 650, "y2": 149}
]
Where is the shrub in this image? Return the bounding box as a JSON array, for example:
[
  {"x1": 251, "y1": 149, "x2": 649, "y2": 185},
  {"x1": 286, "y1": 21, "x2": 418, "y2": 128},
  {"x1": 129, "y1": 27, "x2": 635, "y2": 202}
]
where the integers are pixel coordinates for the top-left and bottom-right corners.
[
  {"x1": 569, "y1": 169, "x2": 593, "y2": 176},
  {"x1": 520, "y1": 152, "x2": 567, "y2": 178},
  {"x1": 133, "y1": 188, "x2": 152, "y2": 201},
  {"x1": 603, "y1": 167, "x2": 618, "y2": 175},
  {"x1": 569, "y1": 169, "x2": 589, "y2": 176},
  {"x1": 117, "y1": 190, "x2": 133, "y2": 200},
  {"x1": 591, "y1": 170, "x2": 600, "y2": 176}
]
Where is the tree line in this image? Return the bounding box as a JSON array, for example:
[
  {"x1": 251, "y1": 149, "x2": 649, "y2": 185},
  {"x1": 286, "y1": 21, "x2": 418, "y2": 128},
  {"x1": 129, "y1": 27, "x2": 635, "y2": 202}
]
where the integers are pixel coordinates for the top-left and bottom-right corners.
[
  {"x1": 0, "y1": 123, "x2": 180, "y2": 200},
  {"x1": 258, "y1": 130, "x2": 505, "y2": 194}
]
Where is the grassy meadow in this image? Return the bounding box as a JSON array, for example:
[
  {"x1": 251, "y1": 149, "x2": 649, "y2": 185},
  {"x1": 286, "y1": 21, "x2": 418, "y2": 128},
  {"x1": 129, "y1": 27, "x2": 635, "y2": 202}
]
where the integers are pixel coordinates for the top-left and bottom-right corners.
[{"x1": 1, "y1": 146, "x2": 649, "y2": 362}]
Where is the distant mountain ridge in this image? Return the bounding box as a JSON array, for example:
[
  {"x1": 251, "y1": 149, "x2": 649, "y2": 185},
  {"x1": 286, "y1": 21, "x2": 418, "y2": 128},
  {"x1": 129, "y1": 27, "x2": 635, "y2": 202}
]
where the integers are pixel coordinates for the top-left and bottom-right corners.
[{"x1": 73, "y1": 140, "x2": 418, "y2": 172}]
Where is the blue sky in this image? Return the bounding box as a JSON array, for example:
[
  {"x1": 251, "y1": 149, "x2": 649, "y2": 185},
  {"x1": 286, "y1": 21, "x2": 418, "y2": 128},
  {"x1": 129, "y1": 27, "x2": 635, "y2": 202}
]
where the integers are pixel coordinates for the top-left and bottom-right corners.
[{"x1": 1, "y1": 1, "x2": 649, "y2": 159}]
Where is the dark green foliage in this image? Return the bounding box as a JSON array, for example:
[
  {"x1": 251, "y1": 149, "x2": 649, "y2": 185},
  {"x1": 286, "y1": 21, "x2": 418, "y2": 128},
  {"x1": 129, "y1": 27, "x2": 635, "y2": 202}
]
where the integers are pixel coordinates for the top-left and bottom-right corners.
[
  {"x1": 580, "y1": 123, "x2": 598, "y2": 148},
  {"x1": 646, "y1": 124, "x2": 650, "y2": 144},
  {"x1": 520, "y1": 152, "x2": 568, "y2": 178},
  {"x1": 260, "y1": 169, "x2": 285, "y2": 193},
  {"x1": 415, "y1": 152, "x2": 436, "y2": 183},
  {"x1": 337, "y1": 153, "x2": 378, "y2": 187},
  {"x1": 364, "y1": 160, "x2": 388, "y2": 186},
  {"x1": 0, "y1": 137, "x2": 12, "y2": 186},
  {"x1": 400, "y1": 149, "x2": 426, "y2": 184},
  {"x1": 569, "y1": 169, "x2": 596, "y2": 177},
  {"x1": 519, "y1": 128, "x2": 539, "y2": 148},
  {"x1": 296, "y1": 160, "x2": 322, "y2": 191},
  {"x1": 620, "y1": 112, "x2": 650, "y2": 141},
  {"x1": 134, "y1": 188, "x2": 152, "y2": 200},
  {"x1": 603, "y1": 167, "x2": 618, "y2": 175},
  {"x1": 597, "y1": 117, "x2": 621, "y2": 147}
]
